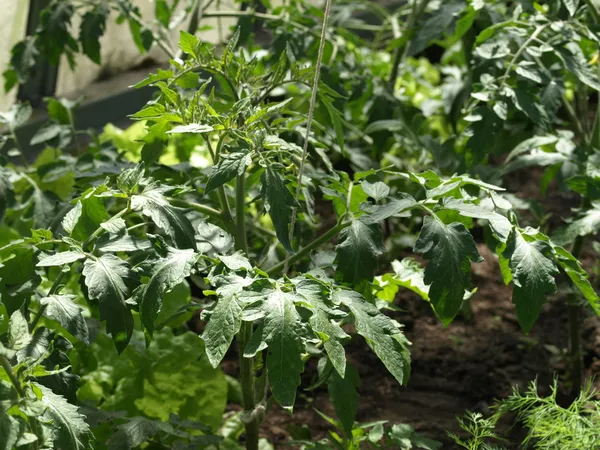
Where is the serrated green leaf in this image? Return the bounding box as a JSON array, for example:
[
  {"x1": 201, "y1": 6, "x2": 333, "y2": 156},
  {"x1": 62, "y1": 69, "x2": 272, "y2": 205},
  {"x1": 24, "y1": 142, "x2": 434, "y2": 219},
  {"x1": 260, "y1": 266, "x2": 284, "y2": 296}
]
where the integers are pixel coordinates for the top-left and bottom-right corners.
[
  {"x1": 205, "y1": 151, "x2": 251, "y2": 194},
  {"x1": 387, "y1": 258, "x2": 430, "y2": 301},
  {"x1": 243, "y1": 285, "x2": 304, "y2": 410},
  {"x1": 135, "y1": 246, "x2": 196, "y2": 340},
  {"x1": 361, "y1": 180, "x2": 389, "y2": 201},
  {"x1": 0, "y1": 170, "x2": 14, "y2": 222},
  {"x1": 335, "y1": 217, "x2": 385, "y2": 285},
  {"x1": 361, "y1": 196, "x2": 417, "y2": 225},
  {"x1": 328, "y1": 363, "x2": 359, "y2": 435},
  {"x1": 553, "y1": 245, "x2": 600, "y2": 316},
  {"x1": 556, "y1": 43, "x2": 600, "y2": 91},
  {"x1": 503, "y1": 229, "x2": 558, "y2": 333},
  {"x1": 37, "y1": 383, "x2": 92, "y2": 450},
  {"x1": 295, "y1": 278, "x2": 348, "y2": 377},
  {"x1": 117, "y1": 164, "x2": 145, "y2": 193},
  {"x1": 79, "y1": 3, "x2": 108, "y2": 64},
  {"x1": 107, "y1": 417, "x2": 166, "y2": 450},
  {"x1": 8, "y1": 310, "x2": 30, "y2": 351},
  {"x1": 553, "y1": 204, "x2": 600, "y2": 246},
  {"x1": 414, "y1": 216, "x2": 482, "y2": 325},
  {"x1": 179, "y1": 30, "x2": 200, "y2": 59},
  {"x1": 62, "y1": 201, "x2": 82, "y2": 235},
  {"x1": 261, "y1": 168, "x2": 297, "y2": 253},
  {"x1": 82, "y1": 255, "x2": 136, "y2": 352},
  {"x1": 564, "y1": 0, "x2": 580, "y2": 15},
  {"x1": 40, "y1": 295, "x2": 89, "y2": 345},
  {"x1": 168, "y1": 124, "x2": 214, "y2": 134},
  {"x1": 336, "y1": 289, "x2": 410, "y2": 385},
  {"x1": 202, "y1": 273, "x2": 252, "y2": 367},
  {"x1": 132, "y1": 184, "x2": 197, "y2": 250},
  {"x1": 37, "y1": 251, "x2": 85, "y2": 267},
  {"x1": 515, "y1": 65, "x2": 542, "y2": 83},
  {"x1": 219, "y1": 251, "x2": 251, "y2": 270},
  {"x1": 197, "y1": 222, "x2": 234, "y2": 255},
  {"x1": 96, "y1": 234, "x2": 152, "y2": 253},
  {"x1": 321, "y1": 97, "x2": 345, "y2": 155},
  {"x1": 439, "y1": 198, "x2": 512, "y2": 242}
]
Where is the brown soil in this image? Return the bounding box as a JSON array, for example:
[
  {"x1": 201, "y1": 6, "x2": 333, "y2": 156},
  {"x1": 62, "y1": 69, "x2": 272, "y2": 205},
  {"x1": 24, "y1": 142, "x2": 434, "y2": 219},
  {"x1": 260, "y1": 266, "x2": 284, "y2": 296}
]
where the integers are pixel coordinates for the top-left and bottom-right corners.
[
  {"x1": 247, "y1": 243, "x2": 600, "y2": 448},
  {"x1": 202, "y1": 170, "x2": 600, "y2": 449}
]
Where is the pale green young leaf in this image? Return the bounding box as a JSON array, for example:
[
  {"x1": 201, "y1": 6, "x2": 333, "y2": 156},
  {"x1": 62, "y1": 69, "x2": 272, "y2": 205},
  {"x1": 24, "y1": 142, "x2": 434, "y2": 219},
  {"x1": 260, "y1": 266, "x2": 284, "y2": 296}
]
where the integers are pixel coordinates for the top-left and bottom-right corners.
[
  {"x1": 179, "y1": 31, "x2": 200, "y2": 59},
  {"x1": 261, "y1": 168, "x2": 297, "y2": 253},
  {"x1": 336, "y1": 289, "x2": 410, "y2": 385},
  {"x1": 202, "y1": 273, "x2": 252, "y2": 367},
  {"x1": 553, "y1": 245, "x2": 600, "y2": 316},
  {"x1": 117, "y1": 163, "x2": 145, "y2": 194},
  {"x1": 135, "y1": 246, "x2": 197, "y2": 340},
  {"x1": 131, "y1": 184, "x2": 197, "y2": 250},
  {"x1": 37, "y1": 251, "x2": 85, "y2": 267},
  {"x1": 40, "y1": 294, "x2": 89, "y2": 345},
  {"x1": 503, "y1": 229, "x2": 558, "y2": 333},
  {"x1": 328, "y1": 363, "x2": 359, "y2": 435},
  {"x1": 388, "y1": 258, "x2": 430, "y2": 301},
  {"x1": 8, "y1": 310, "x2": 30, "y2": 351},
  {"x1": 82, "y1": 255, "x2": 136, "y2": 352},
  {"x1": 263, "y1": 288, "x2": 305, "y2": 410},
  {"x1": 335, "y1": 217, "x2": 385, "y2": 285},
  {"x1": 37, "y1": 383, "x2": 91, "y2": 450},
  {"x1": 205, "y1": 151, "x2": 251, "y2": 194},
  {"x1": 414, "y1": 216, "x2": 482, "y2": 325},
  {"x1": 361, "y1": 180, "x2": 389, "y2": 201}
]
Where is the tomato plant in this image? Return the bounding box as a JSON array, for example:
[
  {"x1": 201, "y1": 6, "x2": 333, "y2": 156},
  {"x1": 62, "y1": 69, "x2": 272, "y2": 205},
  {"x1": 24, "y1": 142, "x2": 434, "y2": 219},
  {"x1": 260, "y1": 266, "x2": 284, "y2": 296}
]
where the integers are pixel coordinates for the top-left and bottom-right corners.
[{"x1": 2, "y1": 0, "x2": 600, "y2": 449}]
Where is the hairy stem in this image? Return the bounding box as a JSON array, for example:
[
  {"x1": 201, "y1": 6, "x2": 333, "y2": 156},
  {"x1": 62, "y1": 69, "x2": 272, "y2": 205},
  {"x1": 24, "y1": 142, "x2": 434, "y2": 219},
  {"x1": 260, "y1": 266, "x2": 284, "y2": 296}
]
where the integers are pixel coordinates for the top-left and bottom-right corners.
[
  {"x1": 267, "y1": 220, "x2": 349, "y2": 275},
  {"x1": 236, "y1": 174, "x2": 249, "y2": 254},
  {"x1": 568, "y1": 235, "x2": 584, "y2": 399},
  {"x1": 0, "y1": 356, "x2": 25, "y2": 397},
  {"x1": 286, "y1": 0, "x2": 333, "y2": 272},
  {"x1": 388, "y1": 0, "x2": 431, "y2": 89},
  {"x1": 239, "y1": 321, "x2": 259, "y2": 450}
]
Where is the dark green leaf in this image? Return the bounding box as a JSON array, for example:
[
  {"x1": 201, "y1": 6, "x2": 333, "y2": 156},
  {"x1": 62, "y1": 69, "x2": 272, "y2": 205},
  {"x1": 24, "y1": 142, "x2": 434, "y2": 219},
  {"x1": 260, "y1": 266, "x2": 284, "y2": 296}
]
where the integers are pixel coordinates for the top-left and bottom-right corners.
[
  {"x1": 336, "y1": 289, "x2": 410, "y2": 385},
  {"x1": 335, "y1": 217, "x2": 385, "y2": 285},
  {"x1": 414, "y1": 216, "x2": 482, "y2": 325},
  {"x1": 79, "y1": 3, "x2": 109, "y2": 64},
  {"x1": 503, "y1": 229, "x2": 558, "y2": 333},
  {"x1": 132, "y1": 185, "x2": 197, "y2": 250},
  {"x1": 37, "y1": 383, "x2": 92, "y2": 450},
  {"x1": 82, "y1": 255, "x2": 136, "y2": 352},
  {"x1": 328, "y1": 364, "x2": 359, "y2": 435},
  {"x1": 135, "y1": 246, "x2": 197, "y2": 341},
  {"x1": 202, "y1": 273, "x2": 252, "y2": 367},
  {"x1": 40, "y1": 295, "x2": 89, "y2": 345},
  {"x1": 205, "y1": 151, "x2": 251, "y2": 194},
  {"x1": 261, "y1": 168, "x2": 297, "y2": 253}
]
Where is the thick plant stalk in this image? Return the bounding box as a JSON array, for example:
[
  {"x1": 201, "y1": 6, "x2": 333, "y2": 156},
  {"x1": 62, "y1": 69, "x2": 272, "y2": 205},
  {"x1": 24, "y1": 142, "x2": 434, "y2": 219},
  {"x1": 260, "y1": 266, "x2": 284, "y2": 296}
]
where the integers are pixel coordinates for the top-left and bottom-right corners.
[
  {"x1": 568, "y1": 235, "x2": 584, "y2": 399},
  {"x1": 239, "y1": 322, "x2": 259, "y2": 450}
]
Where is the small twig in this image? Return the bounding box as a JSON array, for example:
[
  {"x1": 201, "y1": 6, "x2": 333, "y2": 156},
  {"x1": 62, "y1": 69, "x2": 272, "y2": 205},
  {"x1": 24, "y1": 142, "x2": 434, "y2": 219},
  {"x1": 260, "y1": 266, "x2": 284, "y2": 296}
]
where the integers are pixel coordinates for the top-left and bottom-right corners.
[{"x1": 285, "y1": 0, "x2": 334, "y2": 270}]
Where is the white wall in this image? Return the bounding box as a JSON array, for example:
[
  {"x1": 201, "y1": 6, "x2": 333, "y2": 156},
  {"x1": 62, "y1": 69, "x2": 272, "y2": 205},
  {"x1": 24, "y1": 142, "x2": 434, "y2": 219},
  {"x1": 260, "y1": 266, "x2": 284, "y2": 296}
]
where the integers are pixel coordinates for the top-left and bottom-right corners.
[
  {"x1": 55, "y1": 0, "x2": 238, "y2": 97},
  {"x1": 0, "y1": 1, "x2": 29, "y2": 111}
]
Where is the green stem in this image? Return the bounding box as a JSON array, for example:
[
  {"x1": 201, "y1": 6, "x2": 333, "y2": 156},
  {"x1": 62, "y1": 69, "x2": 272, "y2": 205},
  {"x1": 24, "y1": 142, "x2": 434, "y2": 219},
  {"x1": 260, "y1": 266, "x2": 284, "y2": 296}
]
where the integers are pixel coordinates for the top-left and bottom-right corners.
[
  {"x1": 236, "y1": 175, "x2": 249, "y2": 254},
  {"x1": 10, "y1": 129, "x2": 29, "y2": 167},
  {"x1": 167, "y1": 198, "x2": 222, "y2": 220},
  {"x1": 239, "y1": 322, "x2": 259, "y2": 450},
  {"x1": 567, "y1": 235, "x2": 584, "y2": 399},
  {"x1": 387, "y1": 0, "x2": 431, "y2": 89},
  {"x1": 82, "y1": 206, "x2": 129, "y2": 251},
  {"x1": 0, "y1": 356, "x2": 25, "y2": 397},
  {"x1": 267, "y1": 220, "x2": 349, "y2": 275}
]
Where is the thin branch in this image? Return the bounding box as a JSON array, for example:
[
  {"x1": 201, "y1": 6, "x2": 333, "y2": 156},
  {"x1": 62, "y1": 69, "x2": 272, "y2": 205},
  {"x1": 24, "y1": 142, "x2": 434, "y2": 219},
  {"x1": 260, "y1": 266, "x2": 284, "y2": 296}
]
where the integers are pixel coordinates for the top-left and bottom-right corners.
[{"x1": 286, "y1": 0, "x2": 334, "y2": 269}]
